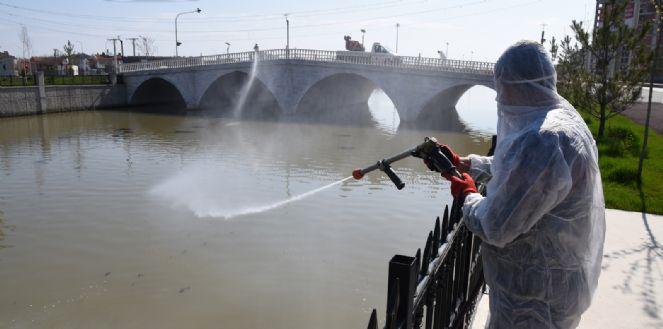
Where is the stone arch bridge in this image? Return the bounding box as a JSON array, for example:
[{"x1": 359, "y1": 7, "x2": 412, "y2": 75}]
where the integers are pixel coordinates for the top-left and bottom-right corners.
[{"x1": 119, "y1": 49, "x2": 495, "y2": 123}]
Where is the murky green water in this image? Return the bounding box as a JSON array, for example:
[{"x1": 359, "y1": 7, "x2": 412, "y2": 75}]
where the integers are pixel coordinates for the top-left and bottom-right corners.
[{"x1": 0, "y1": 88, "x2": 496, "y2": 328}]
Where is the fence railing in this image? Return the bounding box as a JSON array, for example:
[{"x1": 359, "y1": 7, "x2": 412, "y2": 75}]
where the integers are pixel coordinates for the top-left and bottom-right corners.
[
  {"x1": 117, "y1": 49, "x2": 494, "y2": 75},
  {"x1": 365, "y1": 202, "x2": 486, "y2": 329},
  {"x1": 0, "y1": 74, "x2": 111, "y2": 87},
  {"x1": 365, "y1": 136, "x2": 495, "y2": 329}
]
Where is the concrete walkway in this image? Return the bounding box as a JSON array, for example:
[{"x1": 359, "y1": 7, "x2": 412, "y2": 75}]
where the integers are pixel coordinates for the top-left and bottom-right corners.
[{"x1": 471, "y1": 209, "x2": 663, "y2": 329}]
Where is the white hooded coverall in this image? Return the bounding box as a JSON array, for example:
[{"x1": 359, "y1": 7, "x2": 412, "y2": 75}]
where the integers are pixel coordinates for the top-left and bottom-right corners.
[{"x1": 462, "y1": 41, "x2": 606, "y2": 329}]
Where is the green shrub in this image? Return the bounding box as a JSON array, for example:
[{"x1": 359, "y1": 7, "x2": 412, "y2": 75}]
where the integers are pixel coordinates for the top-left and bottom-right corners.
[
  {"x1": 602, "y1": 126, "x2": 641, "y2": 157},
  {"x1": 605, "y1": 165, "x2": 639, "y2": 185}
]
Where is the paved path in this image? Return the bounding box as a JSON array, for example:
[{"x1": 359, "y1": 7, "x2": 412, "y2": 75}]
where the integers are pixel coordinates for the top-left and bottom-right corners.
[
  {"x1": 622, "y1": 102, "x2": 663, "y2": 135},
  {"x1": 471, "y1": 209, "x2": 663, "y2": 329},
  {"x1": 619, "y1": 87, "x2": 663, "y2": 134}
]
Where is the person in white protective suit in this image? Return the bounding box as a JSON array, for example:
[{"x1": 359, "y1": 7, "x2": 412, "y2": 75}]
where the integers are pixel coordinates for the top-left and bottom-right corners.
[{"x1": 434, "y1": 40, "x2": 606, "y2": 328}]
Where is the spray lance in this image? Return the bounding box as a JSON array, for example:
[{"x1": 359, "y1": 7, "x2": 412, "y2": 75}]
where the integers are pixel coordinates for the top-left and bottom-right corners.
[{"x1": 352, "y1": 137, "x2": 464, "y2": 190}]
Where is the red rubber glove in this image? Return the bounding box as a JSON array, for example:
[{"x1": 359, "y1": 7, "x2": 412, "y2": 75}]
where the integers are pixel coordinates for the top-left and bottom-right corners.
[
  {"x1": 443, "y1": 172, "x2": 477, "y2": 199},
  {"x1": 439, "y1": 144, "x2": 461, "y2": 167},
  {"x1": 422, "y1": 144, "x2": 461, "y2": 172}
]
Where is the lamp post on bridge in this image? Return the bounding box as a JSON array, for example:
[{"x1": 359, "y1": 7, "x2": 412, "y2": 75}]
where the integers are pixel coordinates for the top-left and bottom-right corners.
[
  {"x1": 225, "y1": 42, "x2": 230, "y2": 55},
  {"x1": 446, "y1": 42, "x2": 449, "y2": 58},
  {"x1": 395, "y1": 23, "x2": 400, "y2": 53},
  {"x1": 175, "y1": 8, "x2": 202, "y2": 57},
  {"x1": 285, "y1": 13, "x2": 290, "y2": 58},
  {"x1": 361, "y1": 29, "x2": 366, "y2": 48}
]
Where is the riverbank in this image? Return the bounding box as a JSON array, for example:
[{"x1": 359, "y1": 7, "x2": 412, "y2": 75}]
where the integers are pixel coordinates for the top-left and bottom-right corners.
[
  {"x1": 471, "y1": 208, "x2": 663, "y2": 329},
  {"x1": 0, "y1": 84, "x2": 126, "y2": 117}
]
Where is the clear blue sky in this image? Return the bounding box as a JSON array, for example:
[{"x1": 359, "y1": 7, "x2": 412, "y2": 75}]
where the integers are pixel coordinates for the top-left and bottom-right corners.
[{"x1": 0, "y1": 0, "x2": 596, "y2": 61}]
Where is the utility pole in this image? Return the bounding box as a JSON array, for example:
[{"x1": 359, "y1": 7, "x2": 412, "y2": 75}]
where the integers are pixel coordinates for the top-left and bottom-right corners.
[
  {"x1": 540, "y1": 23, "x2": 548, "y2": 44},
  {"x1": 107, "y1": 36, "x2": 121, "y2": 71},
  {"x1": 396, "y1": 23, "x2": 400, "y2": 53},
  {"x1": 107, "y1": 37, "x2": 119, "y2": 57},
  {"x1": 175, "y1": 8, "x2": 202, "y2": 57},
  {"x1": 638, "y1": 6, "x2": 661, "y2": 183},
  {"x1": 119, "y1": 37, "x2": 124, "y2": 57},
  {"x1": 128, "y1": 37, "x2": 138, "y2": 56}
]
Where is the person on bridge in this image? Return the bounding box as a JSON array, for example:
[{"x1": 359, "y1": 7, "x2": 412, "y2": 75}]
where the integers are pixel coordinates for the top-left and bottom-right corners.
[{"x1": 430, "y1": 40, "x2": 606, "y2": 328}]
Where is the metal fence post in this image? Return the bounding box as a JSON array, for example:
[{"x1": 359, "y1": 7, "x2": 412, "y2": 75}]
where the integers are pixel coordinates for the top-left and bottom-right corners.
[{"x1": 387, "y1": 255, "x2": 418, "y2": 329}]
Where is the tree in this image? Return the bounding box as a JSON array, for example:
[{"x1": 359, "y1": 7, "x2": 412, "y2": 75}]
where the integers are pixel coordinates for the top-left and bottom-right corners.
[
  {"x1": 566, "y1": 0, "x2": 652, "y2": 138},
  {"x1": 137, "y1": 36, "x2": 157, "y2": 56},
  {"x1": 549, "y1": 36, "x2": 559, "y2": 62},
  {"x1": 557, "y1": 36, "x2": 591, "y2": 110},
  {"x1": 63, "y1": 40, "x2": 75, "y2": 61}
]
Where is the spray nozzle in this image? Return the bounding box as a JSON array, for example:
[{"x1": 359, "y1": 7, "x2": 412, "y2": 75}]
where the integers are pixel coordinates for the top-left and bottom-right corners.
[{"x1": 352, "y1": 136, "x2": 462, "y2": 190}]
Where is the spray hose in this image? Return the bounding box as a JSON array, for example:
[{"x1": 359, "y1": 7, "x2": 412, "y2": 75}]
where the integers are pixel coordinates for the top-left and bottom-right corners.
[{"x1": 352, "y1": 137, "x2": 463, "y2": 190}]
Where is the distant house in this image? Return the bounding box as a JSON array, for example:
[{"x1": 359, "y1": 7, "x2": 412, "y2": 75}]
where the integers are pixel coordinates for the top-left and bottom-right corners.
[
  {"x1": 70, "y1": 53, "x2": 96, "y2": 75},
  {"x1": 30, "y1": 56, "x2": 66, "y2": 75},
  {"x1": 94, "y1": 53, "x2": 120, "y2": 74},
  {"x1": 30, "y1": 56, "x2": 80, "y2": 76},
  {"x1": 0, "y1": 51, "x2": 18, "y2": 76}
]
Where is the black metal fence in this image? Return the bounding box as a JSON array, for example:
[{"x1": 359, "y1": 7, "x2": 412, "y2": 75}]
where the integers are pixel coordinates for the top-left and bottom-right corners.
[
  {"x1": 365, "y1": 201, "x2": 486, "y2": 329},
  {"x1": 0, "y1": 74, "x2": 111, "y2": 87}
]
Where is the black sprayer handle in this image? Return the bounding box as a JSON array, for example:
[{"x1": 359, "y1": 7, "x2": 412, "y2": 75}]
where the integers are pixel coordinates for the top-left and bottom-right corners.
[
  {"x1": 380, "y1": 161, "x2": 405, "y2": 190},
  {"x1": 429, "y1": 150, "x2": 462, "y2": 179}
]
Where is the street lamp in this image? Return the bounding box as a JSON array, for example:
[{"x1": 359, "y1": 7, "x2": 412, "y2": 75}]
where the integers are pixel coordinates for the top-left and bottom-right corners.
[
  {"x1": 360, "y1": 29, "x2": 366, "y2": 48},
  {"x1": 225, "y1": 42, "x2": 231, "y2": 55},
  {"x1": 395, "y1": 23, "x2": 400, "y2": 53},
  {"x1": 285, "y1": 14, "x2": 290, "y2": 51},
  {"x1": 175, "y1": 8, "x2": 202, "y2": 57}
]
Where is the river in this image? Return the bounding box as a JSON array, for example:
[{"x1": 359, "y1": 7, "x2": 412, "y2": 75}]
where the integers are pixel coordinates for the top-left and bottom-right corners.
[{"x1": 0, "y1": 86, "x2": 496, "y2": 328}]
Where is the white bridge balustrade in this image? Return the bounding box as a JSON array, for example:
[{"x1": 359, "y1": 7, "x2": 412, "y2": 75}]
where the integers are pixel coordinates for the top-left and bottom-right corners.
[
  {"x1": 119, "y1": 49, "x2": 496, "y2": 122},
  {"x1": 118, "y1": 49, "x2": 495, "y2": 75}
]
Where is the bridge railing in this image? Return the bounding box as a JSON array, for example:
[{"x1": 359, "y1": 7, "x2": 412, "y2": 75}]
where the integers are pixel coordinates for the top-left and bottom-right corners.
[{"x1": 118, "y1": 49, "x2": 494, "y2": 76}]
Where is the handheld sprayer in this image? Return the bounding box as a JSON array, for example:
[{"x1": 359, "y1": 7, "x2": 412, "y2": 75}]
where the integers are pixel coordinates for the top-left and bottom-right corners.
[{"x1": 352, "y1": 137, "x2": 463, "y2": 190}]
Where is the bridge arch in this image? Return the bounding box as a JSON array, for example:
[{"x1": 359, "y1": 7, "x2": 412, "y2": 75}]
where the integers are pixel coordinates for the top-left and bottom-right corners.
[
  {"x1": 198, "y1": 70, "x2": 280, "y2": 119},
  {"x1": 294, "y1": 72, "x2": 401, "y2": 125},
  {"x1": 130, "y1": 77, "x2": 187, "y2": 113},
  {"x1": 415, "y1": 82, "x2": 495, "y2": 130}
]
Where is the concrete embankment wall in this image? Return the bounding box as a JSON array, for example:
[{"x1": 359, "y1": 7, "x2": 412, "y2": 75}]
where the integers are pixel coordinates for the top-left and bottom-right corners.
[{"x1": 0, "y1": 84, "x2": 127, "y2": 117}]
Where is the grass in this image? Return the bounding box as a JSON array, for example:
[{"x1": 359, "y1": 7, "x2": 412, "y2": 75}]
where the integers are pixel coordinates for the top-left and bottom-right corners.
[
  {"x1": 0, "y1": 75, "x2": 109, "y2": 87},
  {"x1": 577, "y1": 108, "x2": 663, "y2": 214}
]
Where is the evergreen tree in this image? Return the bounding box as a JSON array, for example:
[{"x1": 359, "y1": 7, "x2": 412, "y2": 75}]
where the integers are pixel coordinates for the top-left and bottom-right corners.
[{"x1": 564, "y1": 0, "x2": 652, "y2": 138}]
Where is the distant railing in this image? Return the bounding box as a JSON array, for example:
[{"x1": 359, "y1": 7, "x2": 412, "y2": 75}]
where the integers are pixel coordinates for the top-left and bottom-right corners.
[
  {"x1": 0, "y1": 74, "x2": 111, "y2": 87},
  {"x1": 117, "y1": 49, "x2": 494, "y2": 75}
]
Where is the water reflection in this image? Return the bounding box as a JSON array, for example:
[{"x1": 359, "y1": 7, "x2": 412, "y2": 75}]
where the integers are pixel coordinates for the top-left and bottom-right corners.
[{"x1": 0, "y1": 93, "x2": 497, "y2": 328}]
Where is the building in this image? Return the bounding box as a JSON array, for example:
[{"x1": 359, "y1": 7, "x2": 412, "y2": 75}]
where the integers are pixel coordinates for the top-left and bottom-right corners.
[
  {"x1": 29, "y1": 56, "x2": 79, "y2": 76},
  {"x1": 0, "y1": 51, "x2": 18, "y2": 76},
  {"x1": 594, "y1": 0, "x2": 663, "y2": 82}
]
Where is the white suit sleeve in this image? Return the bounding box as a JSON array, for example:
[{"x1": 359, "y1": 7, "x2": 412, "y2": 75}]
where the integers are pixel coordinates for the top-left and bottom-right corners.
[
  {"x1": 462, "y1": 131, "x2": 573, "y2": 248},
  {"x1": 467, "y1": 154, "x2": 493, "y2": 183}
]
